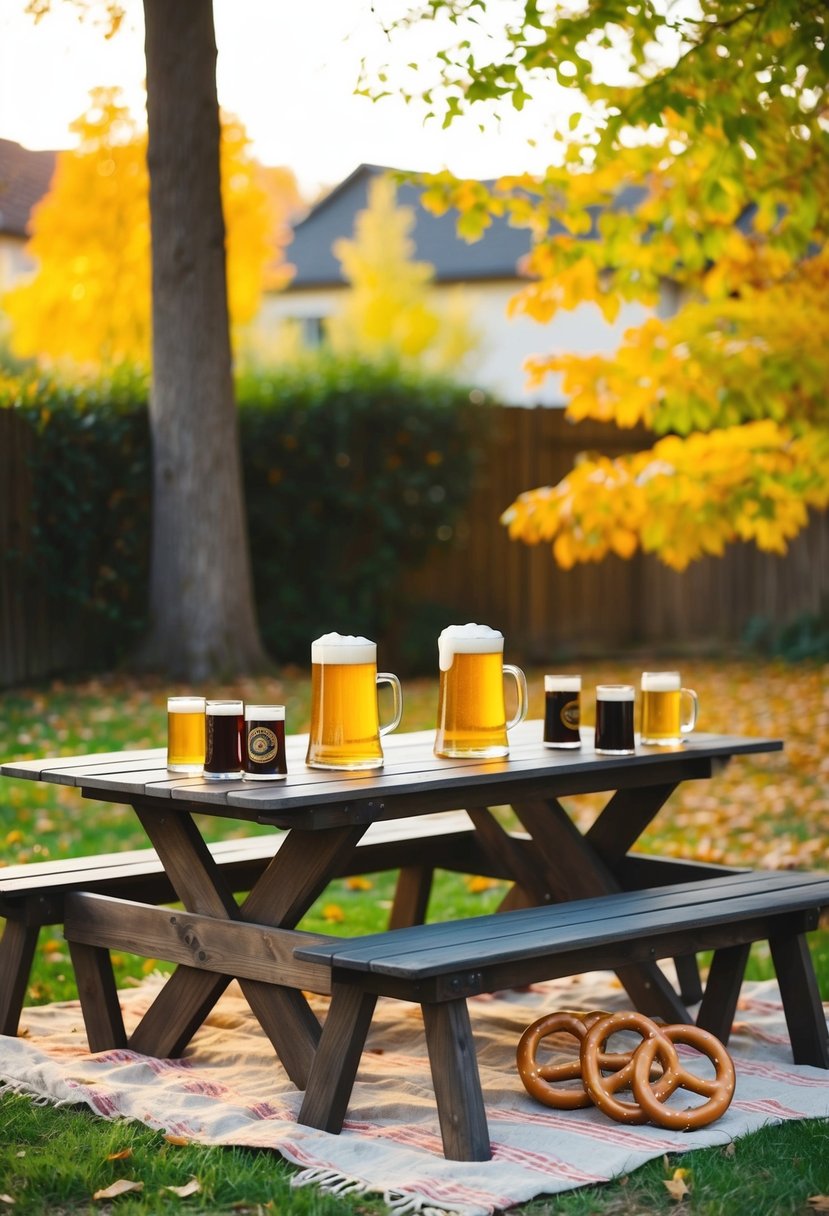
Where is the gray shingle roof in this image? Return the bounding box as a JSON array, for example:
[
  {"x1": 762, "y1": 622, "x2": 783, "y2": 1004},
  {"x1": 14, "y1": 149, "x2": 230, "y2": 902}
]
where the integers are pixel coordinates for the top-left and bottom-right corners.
[
  {"x1": 286, "y1": 163, "x2": 535, "y2": 288},
  {"x1": 0, "y1": 139, "x2": 57, "y2": 238}
]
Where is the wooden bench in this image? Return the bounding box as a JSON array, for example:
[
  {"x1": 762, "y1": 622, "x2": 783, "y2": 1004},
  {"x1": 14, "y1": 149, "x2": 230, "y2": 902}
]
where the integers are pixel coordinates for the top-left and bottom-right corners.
[
  {"x1": 295, "y1": 869, "x2": 829, "y2": 1161},
  {"x1": 1, "y1": 810, "x2": 519, "y2": 1036}
]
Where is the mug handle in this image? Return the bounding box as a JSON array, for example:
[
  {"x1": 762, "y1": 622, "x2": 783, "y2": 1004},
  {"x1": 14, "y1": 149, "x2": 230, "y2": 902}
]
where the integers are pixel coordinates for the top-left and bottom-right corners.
[
  {"x1": 377, "y1": 672, "x2": 403, "y2": 736},
  {"x1": 503, "y1": 664, "x2": 528, "y2": 732},
  {"x1": 680, "y1": 687, "x2": 699, "y2": 734}
]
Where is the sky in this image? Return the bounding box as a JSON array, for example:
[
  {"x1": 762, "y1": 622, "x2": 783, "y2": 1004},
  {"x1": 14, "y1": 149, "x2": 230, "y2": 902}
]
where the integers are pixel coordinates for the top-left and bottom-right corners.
[{"x1": 0, "y1": 0, "x2": 575, "y2": 201}]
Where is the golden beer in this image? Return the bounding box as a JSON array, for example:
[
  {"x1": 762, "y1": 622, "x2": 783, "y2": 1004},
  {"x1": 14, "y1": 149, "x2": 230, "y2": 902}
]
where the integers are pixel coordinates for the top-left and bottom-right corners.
[
  {"x1": 306, "y1": 634, "x2": 402, "y2": 770},
  {"x1": 434, "y1": 624, "x2": 527, "y2": 758},
  {"x1": 166, "y1": 696, "x2": 205, "y2": 773},
  {"x1": 640, "y1": 672, "x2": 699, "y2": 746}
]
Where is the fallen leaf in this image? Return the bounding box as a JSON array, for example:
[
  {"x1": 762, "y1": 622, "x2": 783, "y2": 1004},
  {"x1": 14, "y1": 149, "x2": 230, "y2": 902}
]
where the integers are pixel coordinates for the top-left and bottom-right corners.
[
  {"x1": 807, "y1": 1198, "x2": 829, "y2": 1212},
  {"x1": 722, "y1": 1141, "x2": 736, "y2": 1158},
  {"x1": 92, "y1": 1179, "x2": 144, "y2": 1200},
  {"x1": 106, "y1": 1149, "x2": 133, "y2": 1161},
  {"x1": 163, "y1": 1178, "x2": 201, "y2": 1197},
  {"x1": 345, "y1": 876, "x2": 373, "y2": 891},
  {"x1": 0, "y1": 1196, "x2": 15, "y2": 1206},
  {"x1": 664, "y1": 1168, "x2": 691, "y2": 1200},
  {"x1": 322, "y1": 903, "x2": 344, "y2": 923},
  {"x1": 164, "y1": 1134, "x2": 190, "y2": 1146}
]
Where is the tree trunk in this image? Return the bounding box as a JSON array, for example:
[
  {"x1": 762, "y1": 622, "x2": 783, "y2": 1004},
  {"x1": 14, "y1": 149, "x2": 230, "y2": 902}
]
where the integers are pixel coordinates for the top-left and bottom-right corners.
[{"x1": 140, "y1": 0, "x2": 269, "y2": 681}]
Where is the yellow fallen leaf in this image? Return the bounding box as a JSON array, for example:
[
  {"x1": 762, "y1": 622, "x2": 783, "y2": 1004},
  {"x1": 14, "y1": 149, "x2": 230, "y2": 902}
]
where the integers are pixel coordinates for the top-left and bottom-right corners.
[
  {"x1": 92, "y1": 1179, "x2": 144, "y2": 1200},
  {"x1": 345, "y1": 876, "x2": 373, "y2": 891},
  {"x1": 106, "y1": 1149, "x2": 132, "y2": 1161},
  {"x1": 322, "y1": 903, "x2": 345, "y2": 923},
  {"x1": 466, "y1": 875, "x2": 499, "y2": 893},
  {"x1": 807, "y1": 1198, "x2": 829, "y2": 1212},
  {"x1": 664, "y1": 1167, "x2": 691, "y2": 1200},
  {"x1": 164, "y1": 1134, "x2": 190, "y2": 1146},
  {"x1": 163, "y1": 1178, "x2": 201, "y2": 1198}
]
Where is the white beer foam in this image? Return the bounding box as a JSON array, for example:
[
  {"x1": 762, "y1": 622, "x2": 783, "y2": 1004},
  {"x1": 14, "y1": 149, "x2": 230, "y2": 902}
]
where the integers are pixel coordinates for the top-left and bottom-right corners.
[
  {"x1": 544, "y1": 674, "x2": 581, "y2": 692},
  {"x1": 245, "y1": 704, "x2": 285, "y2": 719},
  {"x1": 311, "y1": 632, "x2": 376, "y2": 665},
  {"x1": 206, "y1": 700, "x2": 243, "y2": 715},
  {"x1": 596, "y1": 684, "x2": 635, "y2": 702},
  {"x1": 641, "y1": 671, "x2": 681, "y2": 691},
  {"x1": 438, "y1": 623, "x2": 503, "y2": 671},
  {"x1": 167, "y1": 696, "x2": 205, "y2": 713}
]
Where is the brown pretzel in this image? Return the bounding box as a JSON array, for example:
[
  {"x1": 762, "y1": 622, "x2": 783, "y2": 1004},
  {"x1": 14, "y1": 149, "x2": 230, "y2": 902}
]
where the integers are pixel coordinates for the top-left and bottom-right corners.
[
  {"x1": 629, "y1": 1022, "x2": 736, "y2": 1130},
  {"x1": 580, "y1": 1011, "x2": 679, "y2": 1125},
  {"x1": 516, "y1": 1010, "x2": 635, "y2": 1109}
]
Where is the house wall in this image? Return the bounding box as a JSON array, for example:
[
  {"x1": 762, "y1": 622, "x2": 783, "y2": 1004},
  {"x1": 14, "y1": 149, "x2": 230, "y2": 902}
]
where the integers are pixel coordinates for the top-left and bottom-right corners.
[
  {"x1": 254, "y1": 281, "x2": 650, "y2": 407},
  {"x1": 0, "y1": 234, "x2": 35, "y2": 294}
]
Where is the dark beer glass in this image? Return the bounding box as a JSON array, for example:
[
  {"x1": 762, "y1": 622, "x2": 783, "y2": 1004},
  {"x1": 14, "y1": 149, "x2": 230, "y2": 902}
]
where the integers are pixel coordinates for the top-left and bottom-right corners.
[
  {"x1": 204, "y1": 700, "x2": 244, "y2": 779},
  {"x1": 244, "y1": 704, "x2": 287, "y2": 780},
  {"x1": 543, "y1": 675, "x2": 581, "y2": 749},
  {"x1": 594, "y1": 684, "x2": 636, "y2": 755}
]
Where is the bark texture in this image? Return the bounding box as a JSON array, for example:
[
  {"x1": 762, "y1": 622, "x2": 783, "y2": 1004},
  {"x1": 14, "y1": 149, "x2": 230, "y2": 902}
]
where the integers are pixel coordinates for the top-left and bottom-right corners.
[{"x1": 141, "y1": 0, "x2": 268, "y2": 680}]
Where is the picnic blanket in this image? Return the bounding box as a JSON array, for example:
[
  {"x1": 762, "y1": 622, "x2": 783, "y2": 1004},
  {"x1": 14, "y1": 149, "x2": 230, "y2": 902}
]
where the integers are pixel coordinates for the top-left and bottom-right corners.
[{"x1": 2, "y1": 969, "x2": 827, "y2": 1216}]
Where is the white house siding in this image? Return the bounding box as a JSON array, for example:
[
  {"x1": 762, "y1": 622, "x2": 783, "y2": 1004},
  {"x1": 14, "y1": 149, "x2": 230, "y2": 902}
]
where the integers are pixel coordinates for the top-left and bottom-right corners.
[{"x1": 255, "y1": 280, "x2": 650, "y2": 407}]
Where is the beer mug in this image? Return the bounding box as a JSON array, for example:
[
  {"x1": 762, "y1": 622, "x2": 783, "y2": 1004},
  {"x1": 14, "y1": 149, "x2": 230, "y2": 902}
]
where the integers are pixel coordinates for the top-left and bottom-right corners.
[
  {"x1": 543, "y1": 675, "x2": 581, "y2": 749},
  {"x1": 305, "y1": 633, "x2": 403, "y2": 770},
  {"x1": 594, "y1": 684, "x2": 636, "y2": 756},
  {"x1": 640, "y1": 671, "x2": 699, "y2": 746},
  {"x1": 167, "y1": 696, "x2": 206, "y2": 773},
  {"x1": 204, "y1": 699, "x2": 245, "y2": 780},
  {"x1": 434, "y1": 623, "x2": 527, "y2": 759}
]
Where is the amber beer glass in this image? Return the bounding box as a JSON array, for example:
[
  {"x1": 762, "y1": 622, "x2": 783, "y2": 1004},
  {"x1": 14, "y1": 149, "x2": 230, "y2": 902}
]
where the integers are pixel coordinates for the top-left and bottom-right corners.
[
  {"x1": 640, "y1": 671, "x2": 699, "y2": 746},
  {"x1": 166, "y1": 696, "x2": 206, "y2": 773},
  {"x1": 434, "y1": 623, "x2": 528, "y2": 759},
  {"x1": 543, "y1": 675, "x2": 581, "y2": 749},
  {"x1": 594, "y1": 684, "x2": 636, "y2": 755},
  {"x1": 244, "y1": 704, "x2": 287, "y2": 781},
  {"x1": 204, "y1": 699, "x2": 244, "y2": 780},
  {"x1": 305, "y1": 634, "x2": 403, "y2": 770}
]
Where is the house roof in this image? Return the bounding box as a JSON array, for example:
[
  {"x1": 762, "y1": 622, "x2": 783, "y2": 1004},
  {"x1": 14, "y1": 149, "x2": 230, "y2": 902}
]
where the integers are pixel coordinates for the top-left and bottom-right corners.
[
  {"x1": 0, "y1": 139, "x2": 57, "y2": 238},
  {"x1": 286, "y1": 163, "x2": 536, "y2": 289}
]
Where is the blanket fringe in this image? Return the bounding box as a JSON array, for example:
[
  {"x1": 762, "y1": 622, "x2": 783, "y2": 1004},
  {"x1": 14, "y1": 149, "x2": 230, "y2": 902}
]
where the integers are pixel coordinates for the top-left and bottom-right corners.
[{"x1": 291, "y1": 1168, "x2": 462, "y2": 1216}]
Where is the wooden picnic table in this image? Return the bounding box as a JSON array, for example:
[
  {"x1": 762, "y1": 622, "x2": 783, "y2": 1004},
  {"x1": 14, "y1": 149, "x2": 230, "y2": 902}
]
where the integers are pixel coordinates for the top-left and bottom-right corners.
[{"x1": 1, "y1": 722, "x2": 784, "y2": 1092}]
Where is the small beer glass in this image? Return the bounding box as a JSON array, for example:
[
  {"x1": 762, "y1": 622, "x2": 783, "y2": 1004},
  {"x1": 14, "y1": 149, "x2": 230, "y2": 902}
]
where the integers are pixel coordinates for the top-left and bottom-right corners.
[
  {"x1": 434, "y1": 623, "x2": 528, "y2": 759},
  {"x1": 167, "y1": 696, "x2": 206, "y2": 773},
  {"x1": 594, "y1": 684, "x2": 636, "y2": 755},
  {"x1": 204, "y1": 699, "x2": 244, "y2": 780},
  {"x1": 306, "y1": 633, "x2": 403, "y2": 771},
  {"x1": 640, "y1": 671, "x2": 699, "y2": 746},
  {"x1": 543, "y1": 675, "x2": 581, "y2": 749},
  {"x1": 244, "y1": 704, "x2": 287, "y2": 780}
]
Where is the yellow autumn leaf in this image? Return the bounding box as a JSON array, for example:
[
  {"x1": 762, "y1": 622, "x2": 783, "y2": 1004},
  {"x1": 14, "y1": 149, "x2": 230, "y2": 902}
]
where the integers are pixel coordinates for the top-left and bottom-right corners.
[
  {"x1": 322, "y1": 903, "x2": 345, "y2": 923},
  {"x1": 105, "y1": 1149, "x2": 132, "y2": 1162},
  {"x1": 345, "y1": 876, "x2": 373, "y2": 891},
  {"x1": 163, "y1": 1178, "x2": 201, "y2": 1198}
]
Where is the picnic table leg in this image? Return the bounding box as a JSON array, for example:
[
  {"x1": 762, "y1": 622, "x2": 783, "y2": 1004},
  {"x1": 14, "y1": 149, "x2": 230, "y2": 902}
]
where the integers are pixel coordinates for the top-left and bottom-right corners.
[
  {"x1": 388, "y1": 866, "x2": 434, "y2": 929},
  {"x1": 67, "y1": 939, "x2": 127, "y2": 1051},
  {"x1": 695, "y1": 942, "x2": 751, "y2": 1043},
  {"x1": 0, "y1": 919, "x2": 39, "y2": 1036},
  {"x1": 422, "y1": 1000, "x2": 491, "y2": 1161},
  {"x1": 298, "y1": 983, "x2": 377, "y2": 1132},
  {"x1": 770, "y1": 932, "x2": 829, "y2": 1068}
]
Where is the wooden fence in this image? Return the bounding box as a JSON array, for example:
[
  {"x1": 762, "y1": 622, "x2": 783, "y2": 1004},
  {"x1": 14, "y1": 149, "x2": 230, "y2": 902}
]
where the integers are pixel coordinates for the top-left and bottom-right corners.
[
  {"x1": 400, "y1": 407, "x2": 829, "y2": 663},
  {"x1": 2, "y1": 406, "x2": 827, "y2": 687}
]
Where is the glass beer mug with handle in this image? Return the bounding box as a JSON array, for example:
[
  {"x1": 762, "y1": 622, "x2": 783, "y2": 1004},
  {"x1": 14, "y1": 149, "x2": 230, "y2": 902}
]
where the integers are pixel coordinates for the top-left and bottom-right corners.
[
  {"x1": 434, "y1": 623, "x2": 528, "y2": 759},
  {"x1": 305, "y1": 633, "x2": 403, "y2": 770},
  {"x1": 640, "y1": 671, "x2": 699, "y2": 746}
]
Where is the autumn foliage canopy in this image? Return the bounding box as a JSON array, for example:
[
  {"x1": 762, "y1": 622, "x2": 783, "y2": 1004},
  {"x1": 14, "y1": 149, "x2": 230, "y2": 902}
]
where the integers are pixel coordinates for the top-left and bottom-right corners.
[{"x1": 373, "y1": 0, "x2": 829, "y2": 569}]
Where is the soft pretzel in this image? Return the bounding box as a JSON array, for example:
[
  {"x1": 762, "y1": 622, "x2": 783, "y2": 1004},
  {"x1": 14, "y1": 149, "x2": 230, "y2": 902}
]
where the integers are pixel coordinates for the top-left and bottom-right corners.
[
  {"x1": 580, "y1": 1010, "x2": 678, "y2": 1125},
  {"x1": 629, "y1": 1022, "x2": 736, "y2": 1130},
  {"x1": 516, "y1": 1009, "x2": 632, "y2": 1109}
]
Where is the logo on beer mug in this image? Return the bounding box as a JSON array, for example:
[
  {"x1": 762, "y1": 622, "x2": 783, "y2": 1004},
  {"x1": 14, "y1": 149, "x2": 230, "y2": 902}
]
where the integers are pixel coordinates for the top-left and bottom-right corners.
[
  {"x1": 640, "y1": 671, "x2": 699, "y2": 746},
  {"x1": 434, "y1": 623, "x2": 528, "y2": 759},
  {"x1": 305, "y1": 633, "x2": 403, "y2": 771}
]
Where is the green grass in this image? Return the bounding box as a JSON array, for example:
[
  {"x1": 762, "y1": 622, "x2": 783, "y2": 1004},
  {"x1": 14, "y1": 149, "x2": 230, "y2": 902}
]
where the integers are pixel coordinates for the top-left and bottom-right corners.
[{"x1": 1, "y1": 660, "x2": 828, "y2": 1213}]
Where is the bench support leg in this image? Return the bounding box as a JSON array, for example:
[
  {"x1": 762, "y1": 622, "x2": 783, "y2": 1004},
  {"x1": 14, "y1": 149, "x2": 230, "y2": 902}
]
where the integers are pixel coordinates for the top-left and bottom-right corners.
[
  {"x1": 696, "y1": 943, "x2": 750, "y2": 1044},
  {"x1": 674, "y1": 952, "x2": 704, "y2": 1006},
  {"x1": 0, "y1": 919, "x2": 39, "y2": 1037},
  {"x1": 298, "y1": 983, "x2": 377, "y2": 1132},
  {"x1": 770, "y1": 933, "x2": 829, "y2": 1068},
  {"x1": 616, "y1": 963, "x2": 692, "y2": 1025},
  {"x1": 66, "y1": 940, "x2": 126, "y2": 1051},
  {"x1": 422, "y1": 1000, "x2": 491, "y2": 1162},
  {"x1": 389, "y1": 867, "x2": 434, "y2": 929}
]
